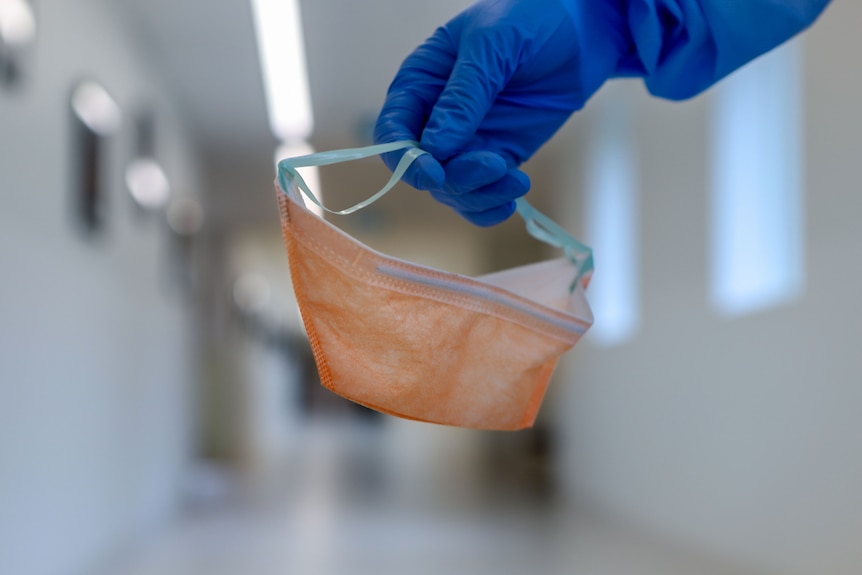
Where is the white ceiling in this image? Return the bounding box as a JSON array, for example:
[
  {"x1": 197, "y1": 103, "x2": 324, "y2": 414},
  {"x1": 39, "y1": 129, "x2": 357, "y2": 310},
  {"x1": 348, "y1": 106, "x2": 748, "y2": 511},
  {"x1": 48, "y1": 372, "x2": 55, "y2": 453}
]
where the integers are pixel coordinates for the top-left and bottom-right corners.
[
  {"x1": 111, "y1": 0, "x2": 565, "y2": 263},
  {"x1": 116, "y1": 0, "x2": 474, "y2": 159}
]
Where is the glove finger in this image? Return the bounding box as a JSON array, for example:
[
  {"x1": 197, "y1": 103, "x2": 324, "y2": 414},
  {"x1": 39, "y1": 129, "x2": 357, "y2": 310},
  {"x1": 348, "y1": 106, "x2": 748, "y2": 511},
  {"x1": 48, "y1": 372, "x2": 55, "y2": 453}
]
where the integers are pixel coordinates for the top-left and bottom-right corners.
[
  {"x1": 431, "y1": 168, "x2": 530, "y2": 213},
  {"x1": 457, "y1": 201, "x2": 518, "y2": 227},
  {"x1": 375, "y1": 99, "x2": 445, "y2": 192},
  {"x1": 441, "y1": 151, "x2": 507, "y2": 195},
  {"x1": 374, "y1": 29, "x2": 456, "y2": 191},
  {"x1": 420, "y1": 34, "x2": 509, "y2": 161}
]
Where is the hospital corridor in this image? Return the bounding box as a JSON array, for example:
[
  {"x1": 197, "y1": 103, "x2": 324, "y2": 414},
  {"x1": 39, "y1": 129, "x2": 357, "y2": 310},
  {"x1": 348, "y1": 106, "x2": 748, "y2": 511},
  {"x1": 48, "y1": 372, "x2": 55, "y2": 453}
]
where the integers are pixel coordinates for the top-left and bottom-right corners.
[{"x1": 2, "y1": 1, "x2": 862, "y2": 575}]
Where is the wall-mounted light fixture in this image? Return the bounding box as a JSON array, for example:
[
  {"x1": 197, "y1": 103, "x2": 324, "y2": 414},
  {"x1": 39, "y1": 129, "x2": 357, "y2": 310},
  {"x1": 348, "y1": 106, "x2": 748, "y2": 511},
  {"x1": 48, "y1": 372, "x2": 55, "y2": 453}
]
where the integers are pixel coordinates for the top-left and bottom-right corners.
[
  {"x1": 125, "y1": 109, "x2": 171, "y2": 211},
  {"x1": 0, "y1": 0, "x2": 36, "y2": 87},
  {"x1": 70, "y1": 80, "x2": 122, "y2": 233},
  {"x1": 167, "y1": 197, "x2": 204, "y2": 237},
  {"x1": 163, "y1": 196, "x2": 204, "y2": 296}
]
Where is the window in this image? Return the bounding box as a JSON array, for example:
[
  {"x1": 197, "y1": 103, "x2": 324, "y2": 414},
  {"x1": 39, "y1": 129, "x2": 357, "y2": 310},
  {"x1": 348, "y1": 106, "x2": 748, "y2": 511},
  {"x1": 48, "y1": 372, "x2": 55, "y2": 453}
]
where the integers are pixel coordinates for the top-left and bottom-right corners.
[
  {"x1": 710, "y1": 40, "x2": 803, "y2": 316},
  {"x1": 585, "y1": 96, "x2": 639, "y2": 346}
]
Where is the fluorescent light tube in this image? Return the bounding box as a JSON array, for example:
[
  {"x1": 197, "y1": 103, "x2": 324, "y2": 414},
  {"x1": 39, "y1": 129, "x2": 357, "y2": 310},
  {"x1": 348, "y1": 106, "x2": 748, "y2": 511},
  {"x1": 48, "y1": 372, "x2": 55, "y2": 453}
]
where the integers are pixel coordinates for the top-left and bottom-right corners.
[{"x1": 251, "y1": 0, "x2": 314, "y2": 142}]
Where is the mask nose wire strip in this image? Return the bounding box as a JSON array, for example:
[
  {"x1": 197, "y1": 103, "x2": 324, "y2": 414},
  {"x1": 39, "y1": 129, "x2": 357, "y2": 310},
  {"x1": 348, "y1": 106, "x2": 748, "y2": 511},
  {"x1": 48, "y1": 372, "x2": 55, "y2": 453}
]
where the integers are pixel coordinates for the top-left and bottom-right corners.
[{"x1": 277, "y1": 141, "x2": 593, "y2": 284}]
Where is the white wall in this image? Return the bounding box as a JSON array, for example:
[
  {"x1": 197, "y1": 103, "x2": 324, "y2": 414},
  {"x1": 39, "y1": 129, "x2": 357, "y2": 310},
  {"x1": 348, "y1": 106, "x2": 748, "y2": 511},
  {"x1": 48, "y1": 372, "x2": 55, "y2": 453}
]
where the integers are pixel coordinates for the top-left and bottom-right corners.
[
  {"x1": 0, "y1": 1, "x2": 203, "y2": 574},
  {"x1": 552, "y1": 2, "x2": 862, "y2": 574}
]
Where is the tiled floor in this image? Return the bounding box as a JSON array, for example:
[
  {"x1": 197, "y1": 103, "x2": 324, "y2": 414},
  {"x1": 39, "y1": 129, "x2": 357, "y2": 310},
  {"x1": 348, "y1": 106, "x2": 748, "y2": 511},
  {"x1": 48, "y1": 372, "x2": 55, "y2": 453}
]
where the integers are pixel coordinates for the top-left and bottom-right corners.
[{"x1": 100, "y1": 420, "x2": 766, "y2": 575}]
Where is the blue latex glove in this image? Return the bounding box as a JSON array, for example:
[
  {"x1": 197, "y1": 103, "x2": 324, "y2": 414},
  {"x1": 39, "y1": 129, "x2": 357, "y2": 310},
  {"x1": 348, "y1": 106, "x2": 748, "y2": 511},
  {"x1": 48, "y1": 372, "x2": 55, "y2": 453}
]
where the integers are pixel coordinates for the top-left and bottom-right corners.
[
  {"x1": 375, "y1": 0, "x2": 831, "y2": 226},
  {"x1": 375, "y1": 0, "x2": 627, "y2": 226}
]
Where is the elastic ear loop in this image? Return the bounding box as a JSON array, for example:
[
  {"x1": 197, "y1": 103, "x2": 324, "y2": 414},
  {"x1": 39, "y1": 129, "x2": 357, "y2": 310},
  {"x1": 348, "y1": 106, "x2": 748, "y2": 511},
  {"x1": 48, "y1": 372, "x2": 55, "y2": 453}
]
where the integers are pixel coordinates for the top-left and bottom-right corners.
[
  {"x1": 515, "y1": 198, "x2": 594, "y2": 290},
  {"x1": 278, "y1": 141, "x2": 593, "y2": 290},
  {"x1": 278, "y1": 140, "x2": 426, "y2": 215}
]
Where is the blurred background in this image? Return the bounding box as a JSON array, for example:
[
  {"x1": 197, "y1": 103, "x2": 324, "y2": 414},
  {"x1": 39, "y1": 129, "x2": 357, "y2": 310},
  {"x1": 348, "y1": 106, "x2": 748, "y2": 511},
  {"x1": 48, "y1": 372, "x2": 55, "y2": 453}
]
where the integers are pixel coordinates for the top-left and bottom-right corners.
[{"x1": 1, "y1": 0, "x2": 860, "y2": 574}]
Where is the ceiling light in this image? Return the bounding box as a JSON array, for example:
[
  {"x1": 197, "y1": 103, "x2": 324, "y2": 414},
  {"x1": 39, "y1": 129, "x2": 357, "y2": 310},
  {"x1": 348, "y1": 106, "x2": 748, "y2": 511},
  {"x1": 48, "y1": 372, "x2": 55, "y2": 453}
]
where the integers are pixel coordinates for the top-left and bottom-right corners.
[
  {"x1": 167, "y1": 197, "x2": 204, "y2": 236},
  {"x1": 125, "y1": 158, "x2": 170, "y2": 210},
  {"x1": 0, "y1": 0, "x2": 36, "y2": 48},
  {"x1": 71, "y1": 81, "x2": 122, "y2": 136},
  {"x1": 250, "y1": 0, "x2": 313, "y2": 141}
]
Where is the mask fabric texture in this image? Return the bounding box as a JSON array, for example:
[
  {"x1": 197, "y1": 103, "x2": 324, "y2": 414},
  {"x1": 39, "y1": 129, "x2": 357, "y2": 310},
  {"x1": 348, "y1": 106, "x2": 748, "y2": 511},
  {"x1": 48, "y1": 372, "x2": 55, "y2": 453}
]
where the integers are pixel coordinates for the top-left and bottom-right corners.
[{"x1": 276, "y1": 142, "x2": 593, "y2": 431}]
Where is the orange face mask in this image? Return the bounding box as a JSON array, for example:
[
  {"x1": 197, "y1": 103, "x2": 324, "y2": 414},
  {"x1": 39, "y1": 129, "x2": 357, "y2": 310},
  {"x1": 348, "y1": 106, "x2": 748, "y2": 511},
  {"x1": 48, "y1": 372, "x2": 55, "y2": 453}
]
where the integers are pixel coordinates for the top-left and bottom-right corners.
[{"x1": 276, "y1": 142, "x2": 593, "y2": 431}]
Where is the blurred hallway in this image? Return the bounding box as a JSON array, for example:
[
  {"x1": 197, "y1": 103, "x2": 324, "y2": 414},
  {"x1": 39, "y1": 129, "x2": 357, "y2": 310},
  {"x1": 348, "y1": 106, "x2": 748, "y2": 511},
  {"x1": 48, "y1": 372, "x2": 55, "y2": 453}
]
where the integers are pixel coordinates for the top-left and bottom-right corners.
[
  {"x1": 99, "y1": 420, "x2": 766, "y2": 575},
  {"x1": 4, "y1": 1, "x2": 862, "y2": 575}
]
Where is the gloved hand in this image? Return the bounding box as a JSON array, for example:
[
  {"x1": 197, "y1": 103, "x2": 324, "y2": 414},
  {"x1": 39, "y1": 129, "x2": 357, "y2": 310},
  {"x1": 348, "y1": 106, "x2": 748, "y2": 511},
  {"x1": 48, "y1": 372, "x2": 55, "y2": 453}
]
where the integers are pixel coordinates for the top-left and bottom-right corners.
[
  {"x1": 375, "y1": 0, "x2": 831, "y2": 226},
  {"x1": 374, "y1": 0, "x2": 629, "y2": 226}
]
